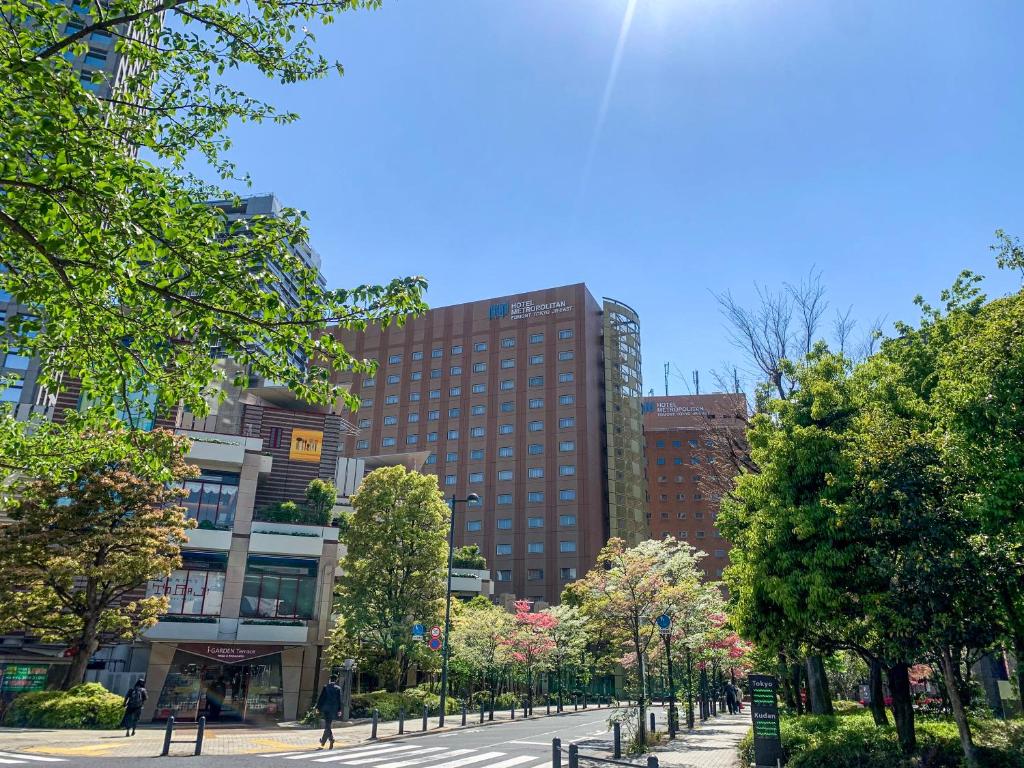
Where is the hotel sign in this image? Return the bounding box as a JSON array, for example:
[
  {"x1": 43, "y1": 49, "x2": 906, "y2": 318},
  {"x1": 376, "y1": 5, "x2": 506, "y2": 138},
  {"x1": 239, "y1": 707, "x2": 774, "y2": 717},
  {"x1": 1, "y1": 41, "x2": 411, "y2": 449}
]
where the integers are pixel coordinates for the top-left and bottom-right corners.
[
  {"x1": 489, "y1": 296, "x2": 574, "y2": 321},
  {"x1": 289, "y1": 428, "x2": 323, "y2": 463},
  {"x1": 643, "y1": 400, "x2": 707, "y2": 417}
]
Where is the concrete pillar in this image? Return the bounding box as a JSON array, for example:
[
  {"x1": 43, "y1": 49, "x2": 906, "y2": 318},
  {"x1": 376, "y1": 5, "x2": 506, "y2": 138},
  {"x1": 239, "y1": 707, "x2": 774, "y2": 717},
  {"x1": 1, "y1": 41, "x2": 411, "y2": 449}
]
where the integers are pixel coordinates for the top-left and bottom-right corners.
[
  {"x1": 282, "y1": 646, "x2": 305, "y2": 720},
  {"x1": 141, "y1": 643, "x2": 178, "y2": 721}
]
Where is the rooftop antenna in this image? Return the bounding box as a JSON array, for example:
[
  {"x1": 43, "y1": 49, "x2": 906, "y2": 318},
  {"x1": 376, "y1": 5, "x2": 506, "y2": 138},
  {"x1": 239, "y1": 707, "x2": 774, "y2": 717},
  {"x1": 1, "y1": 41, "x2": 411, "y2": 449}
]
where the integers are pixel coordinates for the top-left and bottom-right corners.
[
  {"x1": 692, "y1": 370, "x2": 700, "y2": 395},
  {"x1": 663, "y1": 362, "x2": 670, "y2": 396},
  {"x1": 734, "y1": 369, "x2": 741, "y2": 394}
]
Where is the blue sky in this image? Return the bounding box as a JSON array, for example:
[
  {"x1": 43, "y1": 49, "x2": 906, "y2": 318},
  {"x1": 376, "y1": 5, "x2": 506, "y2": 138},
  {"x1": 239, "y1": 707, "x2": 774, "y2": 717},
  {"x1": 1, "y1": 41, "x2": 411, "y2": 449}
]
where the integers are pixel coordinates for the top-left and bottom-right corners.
[{"x1": 209, "y1": 0, "x2": 1024, "y2": 393}]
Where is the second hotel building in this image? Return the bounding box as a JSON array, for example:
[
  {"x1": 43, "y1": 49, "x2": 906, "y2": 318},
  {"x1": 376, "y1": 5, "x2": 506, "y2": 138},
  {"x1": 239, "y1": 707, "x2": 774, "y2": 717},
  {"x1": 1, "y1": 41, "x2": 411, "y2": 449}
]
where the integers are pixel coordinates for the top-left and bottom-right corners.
[{"x1": 331, "y1": 284, "x2": 647, "y2": 604}]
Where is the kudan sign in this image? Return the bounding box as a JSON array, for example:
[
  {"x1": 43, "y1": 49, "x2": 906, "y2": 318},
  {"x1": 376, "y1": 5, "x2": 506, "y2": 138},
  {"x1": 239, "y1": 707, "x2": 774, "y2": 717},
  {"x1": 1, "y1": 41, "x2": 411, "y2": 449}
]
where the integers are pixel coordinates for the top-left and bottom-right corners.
[{"x1": 749, "y1": 674, "x2": 785, "y2": 766}]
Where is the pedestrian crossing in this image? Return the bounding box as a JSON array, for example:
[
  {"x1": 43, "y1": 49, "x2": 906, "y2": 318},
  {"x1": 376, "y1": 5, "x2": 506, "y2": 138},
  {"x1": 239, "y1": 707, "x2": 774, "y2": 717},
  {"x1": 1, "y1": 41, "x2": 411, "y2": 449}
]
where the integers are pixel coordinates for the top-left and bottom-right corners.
[
  {"x1": 0, "y1": 754, "x2": 65, "y2": 765},
  {"x1": 260, "y1": 743, "x2": 551, "y2": 768}
]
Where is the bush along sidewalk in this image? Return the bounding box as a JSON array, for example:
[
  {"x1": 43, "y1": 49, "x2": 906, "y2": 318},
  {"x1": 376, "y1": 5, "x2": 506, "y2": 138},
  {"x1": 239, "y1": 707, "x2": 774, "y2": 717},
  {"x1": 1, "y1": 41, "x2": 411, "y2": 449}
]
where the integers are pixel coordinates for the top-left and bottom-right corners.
[
  {"x1": 737, "y1": 708, "x2": 1024, "y2": 768},
  {"x1": 4, "y1": 683, "x2": 124, "y2": 729}
]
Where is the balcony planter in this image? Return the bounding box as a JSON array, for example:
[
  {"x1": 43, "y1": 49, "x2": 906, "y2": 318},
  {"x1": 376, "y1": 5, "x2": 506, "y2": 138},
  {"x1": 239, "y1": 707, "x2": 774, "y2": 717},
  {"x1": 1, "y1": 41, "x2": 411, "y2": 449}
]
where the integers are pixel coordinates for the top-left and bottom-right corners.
[
  {"x1": 248, "y1": 522, "x2": 338, "y2": 556},
  {"x1": 184, "y1": 527, "x2": 232, "y2": 551},
  {"x1": 145, "y1": 617, "x2": 221, "y2": 641},
  {"x1": 236, "y1": 620, "x2": 309, "y2": 643}
]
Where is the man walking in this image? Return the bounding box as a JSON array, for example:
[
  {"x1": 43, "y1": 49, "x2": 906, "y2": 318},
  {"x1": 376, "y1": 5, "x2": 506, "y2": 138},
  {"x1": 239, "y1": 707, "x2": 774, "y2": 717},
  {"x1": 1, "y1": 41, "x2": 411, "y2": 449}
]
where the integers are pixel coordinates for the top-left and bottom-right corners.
[
  {"x1": 316, "y1": 675, "x2": 343, "y2": 750},
  {"x1": 724, "y1": 682, "x2": 738, "y2": 715},
  {"x1": 123, "y1": 678, "x2": 147, "y2": 737}
]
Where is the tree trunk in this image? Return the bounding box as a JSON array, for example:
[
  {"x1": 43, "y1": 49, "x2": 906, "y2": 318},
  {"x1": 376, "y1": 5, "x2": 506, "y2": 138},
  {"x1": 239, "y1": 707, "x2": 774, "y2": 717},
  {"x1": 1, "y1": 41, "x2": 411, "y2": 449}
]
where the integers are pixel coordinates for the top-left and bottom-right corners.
[
  {"x1": 868, "y1": 658, "x2": 888, "y2": 726},
  {"x1": 791, "y1": 661, "x2": 804, "y2": 715},
  {"x1": 635, "y1": 634, "x2": 647, "y2": 748},
  {"x1": 887, "y1": 663, "x2": 916, "y2": 754},
  {"x1": 62, "y1": 618, "x2": 100, "y2": 690},
  {"x1": 938, "y1": 646, "x2": 977, "y2": 767},
  {"x1": 805, "y1": 655, "x2": 834, "y2": 715},
  {"x1": 1014, "y1": 632, "x2": 1024, "y2": 709},
  {"x1": 779, "y1": 653, "x2": 796, "y2": 709}
]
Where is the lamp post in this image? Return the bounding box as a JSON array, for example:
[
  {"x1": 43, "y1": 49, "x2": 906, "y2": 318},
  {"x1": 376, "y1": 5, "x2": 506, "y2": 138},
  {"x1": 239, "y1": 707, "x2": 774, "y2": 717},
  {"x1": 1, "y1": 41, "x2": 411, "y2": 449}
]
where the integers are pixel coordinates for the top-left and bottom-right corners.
[{"x1": 438, "y1": 492, "x2": 480, "y2": 727}]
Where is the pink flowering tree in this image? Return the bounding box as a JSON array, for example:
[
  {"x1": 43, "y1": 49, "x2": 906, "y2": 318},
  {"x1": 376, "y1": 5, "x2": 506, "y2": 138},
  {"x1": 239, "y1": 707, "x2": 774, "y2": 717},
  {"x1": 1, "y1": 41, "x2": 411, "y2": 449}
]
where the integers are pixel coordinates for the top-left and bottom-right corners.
[{"x1": 500, "y1": 599, "x2": 557, "y2": 712}]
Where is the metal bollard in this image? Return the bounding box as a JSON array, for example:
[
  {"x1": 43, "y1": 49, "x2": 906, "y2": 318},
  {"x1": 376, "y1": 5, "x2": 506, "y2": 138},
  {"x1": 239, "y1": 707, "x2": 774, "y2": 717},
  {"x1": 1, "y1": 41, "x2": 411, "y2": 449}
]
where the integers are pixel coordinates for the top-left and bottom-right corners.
[
  {"x1": 546, "y1": 699, "x2": 551, "y2": 716},
  {"x1": 650, "y1": 711, "x2": 656, "y2": 733},
  {"x1": 194, "y1": 716, "x2": 206, "y2": 756},
  {"x1": 370, "y1": 709, "x2": 379, "y2": 739},
  {"x1": 574, "y1": 695, "x2": 578, "y2": 711},
  {"x1": 647, "y1": 757, "x2": 659, "y2": 768},
  {"x1": 422, "y1": 705, "x2": 428, "y2": 732},
  {"x1": 511, "y1": 702, "x2": 515, "y2": 720},
  {"x1": 551, "y1": 737, "x2": 561, "y2": 768},
  {"x1": 523, "y1": 700, "x2": 529, "y2": 718},
  {"x1": 568, "y1": 743, "x2": 579, "y2": 768},
  {"x1": 613, "y1": 722, "x2": 621, "y2": 758},
  {"x1": 583, "y1": 693, "x2": 587, "y2": 710},
  {"x1": 461, "y1": 703, "x2": 467, "y2": 726},
  {"x1": 489, "y1": 700, "x2": 494, "y2": 721},
  {"x1": 160, "y1": 716, "x2": 174, "y2": 756},
  {"x1": 398, "y1": 708, "x2": 405, "y2": 735},
  {"x1": 480, "y1": 701, "x2": 485, "y2": 724}
]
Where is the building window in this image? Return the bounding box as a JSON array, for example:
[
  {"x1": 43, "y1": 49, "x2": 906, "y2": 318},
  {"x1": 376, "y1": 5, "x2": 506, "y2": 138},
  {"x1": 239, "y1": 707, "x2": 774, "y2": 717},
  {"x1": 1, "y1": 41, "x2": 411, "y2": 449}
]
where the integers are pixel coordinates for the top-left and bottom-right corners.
[
  {"x1": 408, "y1": 413, "x2": 420, "y2": 423},
  {"x1": 469, "y1": 472, "x2": 484, "y2": 483},
  {"x1": 428, "y1": 410, "x2": 440, "y2": 421},
  {"x1": 528, "y1": 517, "x2": 544, "y2": 528},
  {"x1": 501, "y1": 401, "x2": 515, "y2": 412},
  {"x1": 450, "y1": 386, "x2": 462, "y2": 397},
  {"x1": 529, "y1": 398, "x2": 544, "y2": 409},
  {"x1": 677, "y1": 493, "x2": 686, "y2": 501},
  {"x1": 474, "y1": 342, "x2": 488, "y2": 352},
  {"x1": 530, "y1": 333, "x2": 544, "y2": 344},
  {"x1": 528, "y1": 467, "x2": 544, "y2": 479},
  {"x1": 559, "y1": 465, "x2": 576, "y2": 476},
  {"x1": 500, "y1": 380, "x2": 514, "y2": 391},
  {"x1": 496, "y1": 543, "x2": 512, "y2": 555},
  {"x1": 559, "y1": 440, "x2": 575, "y2": 452},
  {"x1": 363, "y1": 378, "x2": 376, "y2": 388},
  {"x1": 500, "y1": 358, "x2": 514, "y2": 369},
  {"x1": 559, "y1": 540, "x2": 577, "y2": 553},
  {"x1": 360, "y1": 399, "x2": 374, "y2": 409},
  {"x1": 559, "y1": 394, "x2": 575, "y2": 405},
  {"x1": 672, "y1": 440, "x2": 682, "y2": 448},
  {"x1": 558, "y1": 372, "x2": 574, "y2": 383},
  {"x1": 450, "y1": 366, "x2": 462, "y2": 376},
  {"x1": 559, "y1": 514, "x2": 577, "y2": 526},
  {"x1": 471, "y1": 383, "x2": 486, "y2": 394},
  {"x1": 660, "y1": 494, "x2": 668, "y2": 502},
  {"x1": 470, "y1": 426, "x2": 484, "y2": 438},
  {"x1": 384, "y1": 415, "x2": 398, "y2": 426},
  {"x1": 444, "y1": 474, "x2": 456, "y2": 486},
  {"x1": 407, "y1": 434, "x2": 419, "y2": 445},
  {"x1": 497, "y1": 518, "x2": 513, "y2": 530},
  {"x1": 656, "y1": 440, "x2": 665, "y2": 448},
  {"x1": 356, "y1": 439, "x2": 369, "y2": 450},
  {"x1": 691, "y1": 457, "x2": 702, "y2": 465},
  {"x1": 451, "y1": 345, "x2": 463, "y2": 355},
  {"x1": 431, "y1": 369, "x2": 442, "y2": 379},
  {"x1": 678, "y1": 511, "x2": 687, "y2": 519},
  {"x1": 382, "y1": 437, "x2": 396, "y2": 447},
  {"x1": 499, "y1": 423, "x2": 514, "y2": 434},
  {"x1": 560, "y1": 567, "x2": 577, "y2": 580},
  {"x1": 527, "y1": 542, "x2": 544, "y2": 554},
  {"x1": 656, "y1": 457, "x2": 666, "y2": 465},
  {"x1": 388, "y1": 354, "x2": 402, "y2": 364},
  {"x1": 447, "y1": 429, "x2": 459, "y2": 440},
  {"x1": 470, "y1": 448, "x2": 484, "y2": 460},
  {"x1": 497, "y1": 493, "x2": 513, "y2": 505},
  {"x1": 688, "y1": 439, "x2": 699, "y2": 448},
  {"x1": 467, "y1": 520, "x2": 482, "y2": 532},
  {"x1": 410, "y1": 371, "x2": 422, "y2": 381},
  {"x1": 387, "y1": 374, "x2": 399, "y2": 384},
  {"x1": 499, "y1": 446, "x2": 513, "y2": 458},
  {"x1": 432, "y1": 348, "x2": 443, "y2": 358},
  {"x1": 148, "y1": 551, "x2": 228, "y2": 616},
  {"x1": 528, "y1": 376, "x2": 543, "y2": 387},
  {"x1": 241, "y1": 556, "x2": 317, "y2": 619},
  {"x1": 472, "y1": 362, "x2": 486, "y2": 373},
  {"x1": 696, "y1": 530, "x2": 706, "y2": 539},
  {"x1": 530, "y1": 354, "x2": 543, "y2": 365},
  {"x1": 385, "y1": 395, "x2": 399, "y2": 405},
  {"x1": 558, "y1": 350, "x2": 574, "y2": 361},
  {"x1": 501, "y1": 337, "x2": 515, "y2": 348},
  {"x1": 528, "y1": 443, "x2": 544, "y2": 455},
  {"x1": 429, "y1": 390, "x2": 440, "y2": 400},
  {"x1": 428, "y1": 432, "x2": 438, "y2": 442},
  {"x1": 180, "y1": 470, "x2": 239, "y2": 529},
  {"x1": 471, "y1": 404, "x2": 486, "y2": 416},
  {"x1": 714, "y1": 549, "x2": 726, "y2": 558},
  {"x1": 268, "y1": 426, "x2": 284, "y2": 447},
  {"x1": 446, "y1": 451, "x2": 458, "y2": 462},
  {"x1": 674, "y1": 457, "x2": 683, "y2": 465},
  {"x1": 410, "y1": 392, "x2": 421, "y2": 402},
  {"x1": 498, "y1": 470, "x2": 513, "y2": 481},
  {"x1": 528, "y1": 568, "x2": 544, "y2": 580},
  {"x1": 559, "y1": 417, "x2": 575, "y2": 428},
  {"x1": 412, "y1": 351, "x2": 424, "y2": 361},
  {"x1": 528, "y1": 421, "x2": 543, "y2": 432},
  {"x1": 497, "y1": 570, "x2": 512, "y2": 582},
  {"x1": 449, "y1": 407, "x2": 461, "y2": 418},
  {"x1": 558, "y1": 329, "x2": 573, "y2": 340},
  {"x1": 559, "y1": 489, "x2": 576, "y2": 502},
  {"x1": 527, "y1": 491, "x2": 544, "y2": 503}
]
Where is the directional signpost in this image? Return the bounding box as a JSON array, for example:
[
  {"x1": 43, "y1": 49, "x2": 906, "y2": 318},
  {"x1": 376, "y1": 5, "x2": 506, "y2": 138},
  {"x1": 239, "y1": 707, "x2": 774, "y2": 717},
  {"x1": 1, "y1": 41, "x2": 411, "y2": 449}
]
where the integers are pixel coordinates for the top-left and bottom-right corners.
[
  {"x1": 657, "y1": 614, "x2": 677, "y2": 735},
  {"x1": 412, "y1": 623, "x2": 425, "y2": 642},
  {"x1": 656, "y1": 613, "x2": 671, "y2": 634},
  {"x1": 749, "y1": 674, "x2": 785, "y2": 766}
]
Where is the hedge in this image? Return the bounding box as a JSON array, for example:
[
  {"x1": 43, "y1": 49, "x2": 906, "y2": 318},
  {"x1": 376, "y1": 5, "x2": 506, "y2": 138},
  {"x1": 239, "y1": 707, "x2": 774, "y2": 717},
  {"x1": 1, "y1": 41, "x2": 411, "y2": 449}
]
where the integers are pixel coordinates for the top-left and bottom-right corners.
[
  {"x1": 349, "y1": 687, "x2": 462, "y2": 721},
  {"x1": 4, "y1": 683, "x2": 124, "y2": 729}
]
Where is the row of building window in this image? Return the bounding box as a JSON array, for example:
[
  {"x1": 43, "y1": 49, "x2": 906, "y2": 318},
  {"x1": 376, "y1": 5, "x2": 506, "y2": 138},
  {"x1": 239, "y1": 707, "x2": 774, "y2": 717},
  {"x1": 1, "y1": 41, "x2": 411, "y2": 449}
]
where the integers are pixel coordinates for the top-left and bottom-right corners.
[
  {"x1": 495, "y1": 567, "x2": 577, "y2": 582},
  {"x1": 419, "y1": 441, "x2": 575, "y2": 464},
  {"x1": 446, "y1": 466, "x2": 576, "y2": 483},
  {"x1": 385, "y1": 351, "x2": 576, "y2": 370},
  {"x1": 382, "y1": 331, "x2": 575, "y2": 366},
  {"x1": 358, "y1": 396, "x2": 574, "y2": 425},
  {"x1": 359, "y1": 418, "x2": 576, "y2": 449},
  {"x1": 456, "y1": 488, "x2": 578, "y2": 507},
  {"x1": 367, "y1": 373, "x2": 576, "y2": 389},
  {"x1": 653, "y1": 494, "x2": 711, "y2": 503},
  {"x1": 363, "y1": 394, "x2": 576, "y2": 408},
  {"x1": 468, "y1": 513, "x2": 577, "y2": 530},
  {"x1": 488, "y1": 541, "x2": 577, "y2": 555},
  {"x1": 654, "y1": 439, "x2": 716, "y2": 449},
  {"x1": 655, "y1": 474, "x2": 715, "y2": 484},
  {"x1": 655, "y1": 456, "x2": 716, "y2": 466}
]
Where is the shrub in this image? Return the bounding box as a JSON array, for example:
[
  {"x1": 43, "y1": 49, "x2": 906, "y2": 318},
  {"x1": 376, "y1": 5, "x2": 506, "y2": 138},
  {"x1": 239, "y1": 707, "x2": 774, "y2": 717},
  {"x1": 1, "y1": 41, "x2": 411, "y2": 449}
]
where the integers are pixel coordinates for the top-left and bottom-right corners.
[
  {"x1": 348, "y1": 688, "x2": 461, "y2": 720},
  {"x1": 831, "y1": 699, "x2": 864, "y2": 715},
  {"x1": 5, "y1": 683, "x2": 124, "y2": 729}
]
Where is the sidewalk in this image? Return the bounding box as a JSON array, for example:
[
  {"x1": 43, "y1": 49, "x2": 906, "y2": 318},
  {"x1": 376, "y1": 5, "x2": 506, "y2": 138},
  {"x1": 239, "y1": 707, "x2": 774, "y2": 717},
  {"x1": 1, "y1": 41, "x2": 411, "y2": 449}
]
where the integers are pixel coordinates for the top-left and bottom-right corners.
[{"x1": 650, "y1": 711, "x2": 749, "y2": 768}]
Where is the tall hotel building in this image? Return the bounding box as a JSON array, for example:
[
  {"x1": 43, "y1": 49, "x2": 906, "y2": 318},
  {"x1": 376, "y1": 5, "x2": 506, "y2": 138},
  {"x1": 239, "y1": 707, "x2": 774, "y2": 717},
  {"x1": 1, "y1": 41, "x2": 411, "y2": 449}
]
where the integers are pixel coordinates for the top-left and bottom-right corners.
[{"x1": 330, "y1": 284, "x2": 646, "y2": 604}]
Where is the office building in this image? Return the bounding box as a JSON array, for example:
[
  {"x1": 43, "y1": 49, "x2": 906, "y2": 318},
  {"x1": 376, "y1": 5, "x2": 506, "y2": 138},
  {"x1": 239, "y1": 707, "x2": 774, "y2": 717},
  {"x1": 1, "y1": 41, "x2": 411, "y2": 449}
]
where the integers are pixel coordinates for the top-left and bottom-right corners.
[
  {"x1": 329, "y1": 284, "x2": 646, "y2": 604},
  {"x1": 642, "y1": 393, "x2": 747, "y2": 579}
]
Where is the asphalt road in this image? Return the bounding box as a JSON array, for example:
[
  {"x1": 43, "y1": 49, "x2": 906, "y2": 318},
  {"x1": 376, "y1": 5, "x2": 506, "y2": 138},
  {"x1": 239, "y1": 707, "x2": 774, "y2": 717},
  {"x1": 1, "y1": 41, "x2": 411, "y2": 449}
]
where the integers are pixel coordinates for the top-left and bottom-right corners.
[{"x1": 0, "y1": 707, "x2": 647, "y2": 768}]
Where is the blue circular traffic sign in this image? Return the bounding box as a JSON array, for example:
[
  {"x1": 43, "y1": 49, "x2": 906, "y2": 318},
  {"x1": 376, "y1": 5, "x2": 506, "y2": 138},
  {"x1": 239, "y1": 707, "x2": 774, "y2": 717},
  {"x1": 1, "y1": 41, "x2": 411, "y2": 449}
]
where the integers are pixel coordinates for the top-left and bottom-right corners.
[{"x1": 656, "y1": 614, "x2": 671, "y2": 630}]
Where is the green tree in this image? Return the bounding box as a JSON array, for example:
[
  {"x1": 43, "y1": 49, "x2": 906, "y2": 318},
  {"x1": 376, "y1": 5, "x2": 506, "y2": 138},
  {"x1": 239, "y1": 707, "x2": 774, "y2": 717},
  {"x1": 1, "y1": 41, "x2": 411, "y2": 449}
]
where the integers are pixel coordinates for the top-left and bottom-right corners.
[
  {"x1": 0, "y1": 427, "x2": 195, "y2": 688},
  {"x1": 451, "y1": 545, "x2": 486, "y2": 570},
  {"x1": 450, "y1": 597, "x2": 512, "y2": 704},
  {"x1": 542, "y1": 605, "x2": 587, "y2": 712},
  {"x1": 337, "y1": 466, "x2": 448, "y2": 691}
]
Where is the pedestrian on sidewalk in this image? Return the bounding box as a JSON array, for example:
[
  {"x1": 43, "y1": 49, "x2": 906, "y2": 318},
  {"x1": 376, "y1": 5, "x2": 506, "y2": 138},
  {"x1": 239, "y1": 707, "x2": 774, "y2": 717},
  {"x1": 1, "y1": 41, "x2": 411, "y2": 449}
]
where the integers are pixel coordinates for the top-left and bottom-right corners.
[
  {"x1": 122, "y1": 678, "x2": 147, "y2": 737},
  {"x1": 316, "y1": 675, "x2": 343, "y2": 750},
  {"x1": 724, "y1": 682, "x2": 738, "y2": 715}
]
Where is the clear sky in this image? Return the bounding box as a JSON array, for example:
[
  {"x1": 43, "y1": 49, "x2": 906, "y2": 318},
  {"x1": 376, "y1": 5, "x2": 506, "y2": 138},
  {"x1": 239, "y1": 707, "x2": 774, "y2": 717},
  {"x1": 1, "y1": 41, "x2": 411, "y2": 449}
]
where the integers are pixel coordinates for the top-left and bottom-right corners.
[{"x1": 206, "y1": 0, "x2": 1024, "y2": 393}]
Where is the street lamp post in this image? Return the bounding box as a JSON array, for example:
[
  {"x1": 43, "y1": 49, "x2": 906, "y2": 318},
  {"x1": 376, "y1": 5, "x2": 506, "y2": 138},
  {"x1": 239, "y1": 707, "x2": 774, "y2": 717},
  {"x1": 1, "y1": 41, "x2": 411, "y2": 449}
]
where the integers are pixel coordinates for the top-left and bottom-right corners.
[{"x1": 438, "y1": 492, "x2": 480, "y2": 727}]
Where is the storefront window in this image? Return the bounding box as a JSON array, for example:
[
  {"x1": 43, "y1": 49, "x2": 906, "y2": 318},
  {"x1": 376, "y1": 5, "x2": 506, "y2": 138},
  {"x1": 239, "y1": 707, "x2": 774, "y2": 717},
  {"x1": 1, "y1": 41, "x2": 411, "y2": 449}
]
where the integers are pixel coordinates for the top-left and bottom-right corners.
[
  {"x1": 154, "y1": 649, "x2": 283, "y2": 722},
  {"x1": 240, "y1": 556, "x2": 317, "y2": 619},
  {"x1": 179, "y1": 471, "x2": 239, "y2": 529},
  {"x1": 147, "y1": 551, "x2": 227, "y2": 615}
]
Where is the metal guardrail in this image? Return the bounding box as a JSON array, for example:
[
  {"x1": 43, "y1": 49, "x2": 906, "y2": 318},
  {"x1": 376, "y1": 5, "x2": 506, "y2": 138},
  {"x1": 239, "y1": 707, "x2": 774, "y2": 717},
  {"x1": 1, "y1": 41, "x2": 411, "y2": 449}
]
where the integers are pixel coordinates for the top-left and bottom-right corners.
[
  {"x1": 552, "y1": 737, "x2": 659, "y2": 768},
  {"x1": 159, "y1": 716, "x2": 206, "y2": 756}
]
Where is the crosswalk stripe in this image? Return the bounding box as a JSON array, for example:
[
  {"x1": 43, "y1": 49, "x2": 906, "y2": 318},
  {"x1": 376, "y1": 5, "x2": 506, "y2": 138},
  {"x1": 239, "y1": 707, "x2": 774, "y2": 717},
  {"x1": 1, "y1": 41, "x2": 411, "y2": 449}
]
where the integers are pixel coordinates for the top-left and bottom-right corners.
[
  {"x1": 418, "y1": 752, "x2": 506, "y2": 768},
  {"x1": 478, "y1": 758, "x2": 538, "y2": 768},
  {"x1": 312, "y1": 745, "x2": 421, "y2": 764},
  {"x1": 284, "y1": 744, "x2": 416, "y2": 761},
  {"x1": 373, "y1": 749, "x2": 471, "y2": 768},
  {"x1": 0, "y1": 757, "x2": 64, "y2": 764},
  {"x1": 261, "y1": 752, "x2": 310, "y2": 758}
]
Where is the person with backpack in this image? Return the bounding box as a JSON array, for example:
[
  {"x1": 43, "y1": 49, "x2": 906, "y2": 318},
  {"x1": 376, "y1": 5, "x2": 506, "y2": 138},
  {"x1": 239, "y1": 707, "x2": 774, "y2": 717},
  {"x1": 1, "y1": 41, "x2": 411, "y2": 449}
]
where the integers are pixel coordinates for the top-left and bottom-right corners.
[
  {"x1": 123, "y1": 679, "x2": 147, "y2": 737},
  {"x1": 316, "y1": 675, "x2": 343, "y2": 750}
]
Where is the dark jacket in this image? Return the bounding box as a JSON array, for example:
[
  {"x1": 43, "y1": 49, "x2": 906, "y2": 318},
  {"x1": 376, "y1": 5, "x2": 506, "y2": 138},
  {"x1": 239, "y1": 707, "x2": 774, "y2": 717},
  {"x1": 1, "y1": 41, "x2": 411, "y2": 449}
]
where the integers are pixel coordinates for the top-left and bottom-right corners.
[
  {"x1": 317, "y1": 682, "x2": 343, "y2": 716},
  {"x1": 124, "y1": 684, "x2": 148, "y2": 711}
]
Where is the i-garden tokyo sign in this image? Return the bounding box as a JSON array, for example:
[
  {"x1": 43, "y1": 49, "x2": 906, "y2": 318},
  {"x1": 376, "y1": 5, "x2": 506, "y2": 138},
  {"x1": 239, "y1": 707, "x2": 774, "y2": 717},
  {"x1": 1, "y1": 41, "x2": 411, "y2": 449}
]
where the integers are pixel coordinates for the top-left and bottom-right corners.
[
  {"x1": 489, "y1": 296, "x2": 574, "y2": 321},
  {"x1": 749, "y1": 674, "x2": 785, "y2": 767}
]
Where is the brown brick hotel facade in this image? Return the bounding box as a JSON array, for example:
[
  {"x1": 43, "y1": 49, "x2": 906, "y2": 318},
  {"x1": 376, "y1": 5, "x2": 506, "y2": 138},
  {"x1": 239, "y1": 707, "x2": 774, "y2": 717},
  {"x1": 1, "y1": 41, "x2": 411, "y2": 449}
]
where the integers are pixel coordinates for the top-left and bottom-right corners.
[{"x1": 330, "y1": 284, "x2": 646, "y2": 604}]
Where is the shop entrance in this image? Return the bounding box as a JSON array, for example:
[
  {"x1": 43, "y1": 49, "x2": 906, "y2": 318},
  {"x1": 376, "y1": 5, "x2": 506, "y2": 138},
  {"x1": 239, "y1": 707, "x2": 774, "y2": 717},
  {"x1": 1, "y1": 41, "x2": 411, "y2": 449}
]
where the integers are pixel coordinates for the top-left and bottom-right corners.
[{"x1": 154, "y1": 645, "x2": 285, "y2": 723}]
